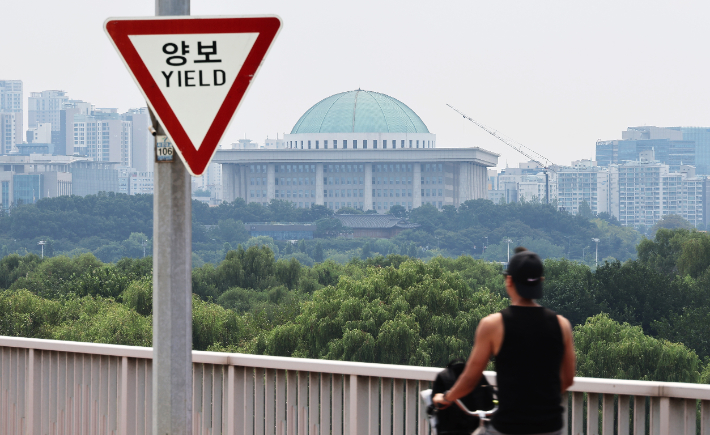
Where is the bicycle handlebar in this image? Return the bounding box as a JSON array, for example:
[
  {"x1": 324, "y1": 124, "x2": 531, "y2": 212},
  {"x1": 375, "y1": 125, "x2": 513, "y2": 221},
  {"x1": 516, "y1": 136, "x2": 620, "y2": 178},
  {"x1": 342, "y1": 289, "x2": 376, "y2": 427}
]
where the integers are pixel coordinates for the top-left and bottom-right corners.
[{"x1": 453, "y1": 399, "x2": 497, "y2": 418}]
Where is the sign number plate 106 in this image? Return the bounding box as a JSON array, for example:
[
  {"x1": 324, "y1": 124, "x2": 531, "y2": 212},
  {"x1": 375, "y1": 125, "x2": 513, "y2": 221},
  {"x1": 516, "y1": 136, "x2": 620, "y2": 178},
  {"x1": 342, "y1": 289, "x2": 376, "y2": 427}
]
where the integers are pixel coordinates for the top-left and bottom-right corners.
[{"x1": 156, "y1": 135, "x2": 174, "y2": 162}]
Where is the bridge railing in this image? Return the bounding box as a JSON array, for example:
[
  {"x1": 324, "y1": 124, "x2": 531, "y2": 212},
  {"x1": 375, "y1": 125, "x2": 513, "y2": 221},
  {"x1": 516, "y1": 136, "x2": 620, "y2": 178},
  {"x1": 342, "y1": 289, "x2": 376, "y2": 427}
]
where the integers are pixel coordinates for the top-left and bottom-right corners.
[{"x1": 1, "y1": 336, "x2": 709, "y2": 435}]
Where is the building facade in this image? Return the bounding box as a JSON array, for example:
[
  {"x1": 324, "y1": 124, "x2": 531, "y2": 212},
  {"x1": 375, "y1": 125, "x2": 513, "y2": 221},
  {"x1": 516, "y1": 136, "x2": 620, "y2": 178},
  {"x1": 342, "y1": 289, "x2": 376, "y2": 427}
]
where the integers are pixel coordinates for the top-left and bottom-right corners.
[
  {"x1": 216, "y1": 90, "x2": 497, "y2": 212},
  {"x1": 0, "y1": 80, "x2": 23, "y2": 148},
  {"x1": 671, "y1": 127, "x2": 710, "y2": 176},
  {"x1": 57, "y1": 100, "x2": 92, "y2": 156},
  {"x1": 121, "y1": 108, "x2": 153, "y2": 172},
  {"x1": 0, "y1": 112, "x2": 16, "y2": 155},
  {"x1": 118, "y1": 168, "x2": 154, "y2": 196},
  {"x1": 245, "y1": 223, "x2": 315, "y2": 240},
  {"x1": 610, "y1": 151, "x2": 705, "y2": 228},
  {"x1": 597, "y1": 127, "x2": 696, "y2": 173},
  {"x1": 73, "y1": 108, "x2": 132, "y2": 167},
  {"x1": 26, "y1": 122, "x2": 52, "y2": 144},
  {"x1": 556, "y1": 161, "x2": 610, "y2": 215},
  {"x1": 27, "y1": 90, "x2": 68, "y2": 132},
  {"x1": 0, "y1": 155, "x2": 74, "y2": 210},
  {"x1": 487, "y1": 162, "x2": 557, "y2": 204}
]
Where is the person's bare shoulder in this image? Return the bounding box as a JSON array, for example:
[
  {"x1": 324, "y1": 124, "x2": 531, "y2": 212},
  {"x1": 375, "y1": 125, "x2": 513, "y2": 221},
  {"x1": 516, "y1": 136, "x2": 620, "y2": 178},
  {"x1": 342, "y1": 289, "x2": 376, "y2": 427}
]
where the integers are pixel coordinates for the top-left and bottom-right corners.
[
  {"x1": 557, "y1": 315, "x2": 573, "y2": 338},
  {"x1": 557, "y1": 314, "x2": 572, "y2": 330},
  {"x1": 476, "y1": 312, "x2": 503, "y2": 337}
]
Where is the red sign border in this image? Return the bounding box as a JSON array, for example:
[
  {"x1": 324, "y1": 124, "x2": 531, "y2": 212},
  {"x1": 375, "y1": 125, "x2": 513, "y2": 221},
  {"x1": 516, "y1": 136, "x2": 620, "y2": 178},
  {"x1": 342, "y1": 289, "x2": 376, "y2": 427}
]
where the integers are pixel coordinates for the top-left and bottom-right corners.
[{"x1": 104, "y1": 16, "x2": 281, "y2": 176}]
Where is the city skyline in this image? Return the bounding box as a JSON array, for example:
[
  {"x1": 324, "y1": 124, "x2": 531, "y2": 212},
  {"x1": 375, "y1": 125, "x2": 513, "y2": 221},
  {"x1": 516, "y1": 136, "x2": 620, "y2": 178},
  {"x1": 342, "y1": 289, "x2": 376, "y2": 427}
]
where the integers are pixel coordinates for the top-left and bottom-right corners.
[{"x1": 3, "y1": 0, "x2": 710, "y2": 170}]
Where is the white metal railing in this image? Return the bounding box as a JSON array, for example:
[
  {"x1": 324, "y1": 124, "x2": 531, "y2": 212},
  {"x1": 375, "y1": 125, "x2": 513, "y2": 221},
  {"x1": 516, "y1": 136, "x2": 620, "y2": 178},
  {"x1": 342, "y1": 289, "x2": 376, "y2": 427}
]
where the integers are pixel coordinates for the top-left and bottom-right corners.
[{"x1": 1, "y1": 336, "x2": 709, "y2": 435}]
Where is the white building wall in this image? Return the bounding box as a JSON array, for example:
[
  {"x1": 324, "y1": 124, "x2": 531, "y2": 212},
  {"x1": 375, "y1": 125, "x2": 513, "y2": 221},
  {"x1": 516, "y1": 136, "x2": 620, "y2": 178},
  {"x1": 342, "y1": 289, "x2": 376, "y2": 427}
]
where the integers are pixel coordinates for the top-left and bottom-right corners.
[
  {"x1": 27, "y1": 123, "x2": 52, "y2": 143},
  {"x1": 0, "y1": 80, "x2": 23, "y2": 145},
  {"x1": 216, "y1": 148, "x2": 497, "y2": 212},
  {"x1": 0, "y1": 112, "x2": 16, "y2": 155},
  {"x1": 28, "y1": 90, "x2": 67, "y2": 131},
  {"x1": 556, "y1": 167, "x2": 609, "y2": 215},
  {"x1": 122, "y1": 108, "x2": 153, "y2": 172}
]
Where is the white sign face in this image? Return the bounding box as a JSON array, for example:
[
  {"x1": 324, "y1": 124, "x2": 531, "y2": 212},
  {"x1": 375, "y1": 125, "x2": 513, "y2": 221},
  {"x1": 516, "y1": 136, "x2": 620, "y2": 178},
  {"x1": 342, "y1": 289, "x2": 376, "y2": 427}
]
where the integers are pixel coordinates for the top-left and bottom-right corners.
[
  {"x1": 105, "y1": 16, "x2": 282, "y2": 176},
  {"x1": 129, "y1": 33, "x2": 258, "y2": 150}
]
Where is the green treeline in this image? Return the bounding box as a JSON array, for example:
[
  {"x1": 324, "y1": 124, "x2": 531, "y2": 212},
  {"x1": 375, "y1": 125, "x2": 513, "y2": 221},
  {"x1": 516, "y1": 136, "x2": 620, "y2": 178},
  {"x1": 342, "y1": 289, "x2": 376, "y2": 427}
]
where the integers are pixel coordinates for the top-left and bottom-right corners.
[
  {"x1": 0, "y1": 193, "x2": 644, "y2": 265},
  {"x1": 1, "y1": 227, "x2": 709, "y2": 384}
]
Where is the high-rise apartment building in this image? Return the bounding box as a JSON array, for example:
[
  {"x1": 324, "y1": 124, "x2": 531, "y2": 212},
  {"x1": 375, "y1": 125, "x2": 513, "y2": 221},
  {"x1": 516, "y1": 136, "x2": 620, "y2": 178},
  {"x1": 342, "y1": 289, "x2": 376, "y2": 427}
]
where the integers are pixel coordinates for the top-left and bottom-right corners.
[
  {"x1": 0, "y1": 113, "x2": 16, "y2": 155},
  {"x1": 0, "y1": 80, "x2": 23, "y2": 148},
  {"x1": 487, "y1": 162, "x2": 557, "y2": 204},
  {"x1": 57, "y1": 100, "x2": 92, "y2": 156},
  {"x1": 121, "y1": 108, "x2": 153, "y2": 172},
  {"x1": 556, "y1": 160, "x2": 610, "y2": 215},
  {"x1": 27, "y1": 90, "x2": 68, "y2": 133},
  {"x1": 610, "y1": 150, "x2": 705, "y2": 228},
  {"x1": 73, "y1": 108, "x2": 132, "y2": 167}
]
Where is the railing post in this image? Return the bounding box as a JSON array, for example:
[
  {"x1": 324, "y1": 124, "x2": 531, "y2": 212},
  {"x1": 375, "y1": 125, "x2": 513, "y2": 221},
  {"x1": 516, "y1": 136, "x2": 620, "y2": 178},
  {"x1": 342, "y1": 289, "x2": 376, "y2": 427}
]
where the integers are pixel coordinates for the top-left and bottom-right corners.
[
  {"x1": 650, "y1": 397, "x2": 661, "y2": 435},
  {"x1": 683, "y1": 399, "x2": 696, "y2": 435},
  {"x1": 287, "y1": 369, "x2": 297, "y2": 435},
  {"x1": 659, "y1": 397, "x2": 670, "y2": 435},
  {"x1": 659, "y1": 397, "x2": 685, "y2": 435},
  {"x1": 633, "y1": 396, "x2": 646, "y2": 435},
  {"x1": 343, "y1": 377, "x2": 350, "y2": 435},
  {"x1": 602, "y1": 394, "x2": 614, "y2": 435},
  {"x1": 587, "y1": 393, "x2": 599, "y2": 435},
  {"x1": 561, "y1": 392, "x2": 568, "y2": 435},
  {"x1": 349, "y1": 375, "x2": 369, "y2": 435},
  {"x1": 618, "y1": 395, "x2": 630, "y2": 435},
  {"x1": 227, "y1": 365, "x2": 235, "y2": 435},
  {"x1": 26, "y1": 349, "x2": 41, "y2": 435},
  {"x1": 701, "y1": 400, "x2": 710, "y2": 435},
  {"x1": 571, "y1": 392, "x2": 584, "y2": 435},
  {"x1": 369, "y1": 377, "x2": 380, "y2": 435},
  {"x1": 332, "y1": 375, "x2": 343, "y2": 435}
]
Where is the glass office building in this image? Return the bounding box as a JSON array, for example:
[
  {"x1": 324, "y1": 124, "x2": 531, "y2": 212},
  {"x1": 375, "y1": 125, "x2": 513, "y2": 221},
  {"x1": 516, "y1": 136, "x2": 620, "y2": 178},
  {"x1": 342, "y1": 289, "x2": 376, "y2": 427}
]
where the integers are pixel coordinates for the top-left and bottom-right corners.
[
  {"x1": 673, "y1": 127, "x2": 710, "y2": 175},
  {"x1": 13, "y1": 174, "x2": 43, "y2": 205}
]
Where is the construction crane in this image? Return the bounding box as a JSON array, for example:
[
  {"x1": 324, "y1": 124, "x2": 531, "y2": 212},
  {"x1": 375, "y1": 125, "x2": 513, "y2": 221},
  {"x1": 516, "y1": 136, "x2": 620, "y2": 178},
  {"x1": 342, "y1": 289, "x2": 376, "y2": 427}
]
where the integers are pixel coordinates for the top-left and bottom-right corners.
[{"x1": 447, "y1": 104, "x2": 557, "y2": 205}]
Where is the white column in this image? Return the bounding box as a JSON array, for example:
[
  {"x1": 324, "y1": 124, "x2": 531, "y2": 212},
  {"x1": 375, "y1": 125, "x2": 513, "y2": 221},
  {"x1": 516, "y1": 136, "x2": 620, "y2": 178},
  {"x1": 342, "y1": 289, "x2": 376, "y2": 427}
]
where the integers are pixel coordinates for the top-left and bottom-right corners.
[
  {"x1": 364, "y1": 163, "x2": 373, "y2": 210},
  {"x1": 413, "y1": 163, "x2": 422, "y2": 208},
  {"x1": 267, "y1": 164, "x2": 275, "y2": 201},
  {"x1": 316, "y1": 163, "x2": 324, "y2": 205},
  {"x1": 241, "y1": 166, "x2": 248, "y2": 203},
  {"x1": 457, "y1": 162, "x2": 471, "y2": 205},
  {"x1": 222, "y1": 164, "x2": 234, "y2": 203}
]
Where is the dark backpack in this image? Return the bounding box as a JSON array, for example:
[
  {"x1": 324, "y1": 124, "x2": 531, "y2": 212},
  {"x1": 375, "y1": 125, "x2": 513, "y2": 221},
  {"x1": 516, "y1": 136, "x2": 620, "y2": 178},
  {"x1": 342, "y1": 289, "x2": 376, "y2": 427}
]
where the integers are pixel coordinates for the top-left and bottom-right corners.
[{"x1": 430, "y1": 359, "x2": 495, "y2": 435}]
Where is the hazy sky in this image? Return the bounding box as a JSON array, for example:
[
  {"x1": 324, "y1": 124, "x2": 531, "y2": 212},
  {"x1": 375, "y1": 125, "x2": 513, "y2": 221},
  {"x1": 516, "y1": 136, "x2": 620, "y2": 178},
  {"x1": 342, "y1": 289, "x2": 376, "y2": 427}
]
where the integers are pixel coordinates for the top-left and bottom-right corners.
[{"x1": 4, "y1": 0, "x2": 710, "y2": 169}]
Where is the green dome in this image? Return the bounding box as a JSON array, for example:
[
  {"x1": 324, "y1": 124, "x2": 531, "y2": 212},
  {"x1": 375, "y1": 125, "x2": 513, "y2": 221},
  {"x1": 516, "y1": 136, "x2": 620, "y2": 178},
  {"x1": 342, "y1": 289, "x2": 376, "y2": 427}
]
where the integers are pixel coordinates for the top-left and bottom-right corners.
[{"x1": 290, "y1": 90, "x2": 430, "y2": 134}]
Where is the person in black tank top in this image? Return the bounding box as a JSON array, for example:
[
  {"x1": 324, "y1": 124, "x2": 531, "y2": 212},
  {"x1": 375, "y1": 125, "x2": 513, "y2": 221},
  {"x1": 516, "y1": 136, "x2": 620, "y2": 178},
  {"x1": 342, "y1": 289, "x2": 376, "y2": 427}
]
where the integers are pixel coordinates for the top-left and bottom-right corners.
[{"x1": 433, "y1": 248, "x2": 576, "y2": 435}]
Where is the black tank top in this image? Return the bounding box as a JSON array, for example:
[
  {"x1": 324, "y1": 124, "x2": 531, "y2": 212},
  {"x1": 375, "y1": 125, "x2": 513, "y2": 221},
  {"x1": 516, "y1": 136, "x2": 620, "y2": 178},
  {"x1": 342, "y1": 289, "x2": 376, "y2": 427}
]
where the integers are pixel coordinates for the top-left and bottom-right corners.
[{"x1": 491, "y1": 306, "x2": 564, "y2": 434}]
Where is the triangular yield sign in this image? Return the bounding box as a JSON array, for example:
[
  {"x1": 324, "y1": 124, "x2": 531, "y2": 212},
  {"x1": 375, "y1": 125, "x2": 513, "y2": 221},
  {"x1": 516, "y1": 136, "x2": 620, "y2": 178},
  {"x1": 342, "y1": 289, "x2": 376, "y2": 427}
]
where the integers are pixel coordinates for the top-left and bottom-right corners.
[{"x1": 104, "y1": 16, "x2": 281, "y2": 176}]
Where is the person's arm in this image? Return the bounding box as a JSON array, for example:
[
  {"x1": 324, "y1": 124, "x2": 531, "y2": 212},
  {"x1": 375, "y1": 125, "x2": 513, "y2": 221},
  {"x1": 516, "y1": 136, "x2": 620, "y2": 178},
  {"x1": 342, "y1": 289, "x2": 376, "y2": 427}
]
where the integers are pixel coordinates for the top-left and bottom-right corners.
[
  {"x1": 558, "y1": 315, "x2": 576, "y2": 393},
  {"x1": 433, "y1": 314, "x2": 499, "y2": 408}
]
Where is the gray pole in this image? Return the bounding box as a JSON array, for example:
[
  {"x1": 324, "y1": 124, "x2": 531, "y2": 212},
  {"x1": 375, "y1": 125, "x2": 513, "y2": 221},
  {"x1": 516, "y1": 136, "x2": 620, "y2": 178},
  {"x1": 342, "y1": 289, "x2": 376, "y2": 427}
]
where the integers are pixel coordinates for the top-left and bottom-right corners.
[{"x1": 152, "y1": 1, "x2": 192, "y2": 435}]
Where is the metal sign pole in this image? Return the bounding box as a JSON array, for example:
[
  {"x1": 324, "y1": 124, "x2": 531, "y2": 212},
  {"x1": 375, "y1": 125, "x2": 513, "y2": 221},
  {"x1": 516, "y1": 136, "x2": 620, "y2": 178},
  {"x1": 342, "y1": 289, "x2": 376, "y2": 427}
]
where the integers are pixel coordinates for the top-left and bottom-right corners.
[{"x1": 152, "y1": 0, "x2": 192, "y2": 434}]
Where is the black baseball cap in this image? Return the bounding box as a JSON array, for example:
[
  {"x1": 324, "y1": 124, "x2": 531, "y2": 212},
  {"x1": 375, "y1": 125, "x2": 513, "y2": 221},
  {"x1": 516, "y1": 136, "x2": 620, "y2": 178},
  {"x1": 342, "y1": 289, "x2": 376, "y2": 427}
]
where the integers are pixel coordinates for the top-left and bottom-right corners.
[{"x1": 504, "y1": 249, "x2": 544, "y2": 299}]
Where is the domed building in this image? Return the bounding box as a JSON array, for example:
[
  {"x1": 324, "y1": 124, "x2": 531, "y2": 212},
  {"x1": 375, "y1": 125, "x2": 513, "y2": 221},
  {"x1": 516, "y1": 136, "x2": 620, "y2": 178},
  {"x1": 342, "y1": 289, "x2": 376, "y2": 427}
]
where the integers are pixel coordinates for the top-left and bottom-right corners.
[
  {"x1": 285, "y1": 90, "x2": 435, "y2": 149},
  {"x1": 215, "y1": 90, "x2": 498, "y2": 212}
]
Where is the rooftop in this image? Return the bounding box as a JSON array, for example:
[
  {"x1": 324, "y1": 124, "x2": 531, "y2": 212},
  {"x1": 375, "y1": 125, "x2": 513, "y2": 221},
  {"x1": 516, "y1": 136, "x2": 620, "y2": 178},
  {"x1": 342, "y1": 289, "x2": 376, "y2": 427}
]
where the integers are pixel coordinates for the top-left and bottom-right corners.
[
  {"x1": 290, "y1": 90, "x2": 430, "y2": 134},
  {"x1": 335, "y1": 214, "x2": 419, "y2": 230}
]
